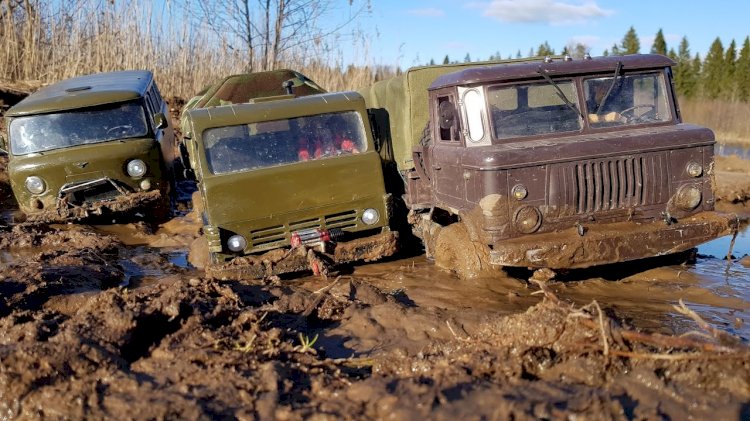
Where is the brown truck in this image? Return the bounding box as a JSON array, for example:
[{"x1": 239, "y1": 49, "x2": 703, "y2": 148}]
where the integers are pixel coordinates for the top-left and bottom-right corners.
[{"x1": 361, "y1": 54, "x2": 736, "y2": 275}]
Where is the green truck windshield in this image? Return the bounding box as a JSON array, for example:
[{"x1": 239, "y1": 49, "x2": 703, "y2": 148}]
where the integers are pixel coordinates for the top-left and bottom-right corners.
[
  {"x1": 584, "y1": 72, "x2": 671, "y2": 128},
  {"x1": 9, "y1": 101, "x2": 149, "y2": 155},
  {"x1": 203, "y1": 110, "x2": 366, "y2": 175}
]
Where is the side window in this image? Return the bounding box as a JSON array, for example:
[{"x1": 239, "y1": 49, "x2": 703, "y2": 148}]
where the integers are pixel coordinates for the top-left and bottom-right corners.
[
  {"x1": 151, "y1": 84, "x2": 165, "y2": 112},
  {"x1": 144, "y1": 93, "x2": 155, "y2": 117},
  {"x1": 437, "y1": 95, "x2": 459, "y2": 142}
]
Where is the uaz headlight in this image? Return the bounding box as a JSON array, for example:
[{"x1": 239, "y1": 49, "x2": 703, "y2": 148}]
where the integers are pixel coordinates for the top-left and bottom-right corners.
[
  {"x1": 126, "y1": 159, "x2": 147, "y2": 177},
  {"x1": 25, "y1": 176, "x2": 46, "y2": 194}
]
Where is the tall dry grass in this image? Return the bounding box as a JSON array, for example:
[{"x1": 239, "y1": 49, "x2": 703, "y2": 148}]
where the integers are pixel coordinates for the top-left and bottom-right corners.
[
  {"x1": 680, "y1": 97, "x2": 750, "y2": 144},
  {"x1": 0, "y1": 0, "x2": 392, "y2": 99}
]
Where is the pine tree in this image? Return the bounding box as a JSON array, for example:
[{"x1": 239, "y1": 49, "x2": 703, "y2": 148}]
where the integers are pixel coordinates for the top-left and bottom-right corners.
[
  {"x1": 443, "y1": 55, "x2": 450, "y2": 65},
  {"x1": 610, "y1": 43, "x2": 621, "y2": 55},
  {"x1": 536, "y1": 41, "x2": 554, "y2": 57},
  {"x1": 651, "y1": 29, "x2": 667, "y2": 55},
  {"x1": 429, "y1": 58, "x2": 435, "y2": 66},
  {"x1": 602, "y1": 49, "x2": 609, "y2": 57},
  {"x1": 620, "y1": 26, "x2": 640, "y2": 54},
  {"x1": 737, "y1": 37, "x2": 750, "y2": 102},
  {"x1": 725, "y1": 39, "x2": 737, "y2": 100},
  {"x1": 674, "y1": 37, "x2": 697, "y2": 99},
  {"x1": 692, "y1": 53, "x2": 703, "y2": 97},
  {"x1": 667, "y1": 48, "x2": 677, "y2": 62},
  {"x1": 703, "y1": 37, "x2": 725, "y2": 99},
  {"x1": 516, "y1": 50, "x2": 522, "y2": 59},
  {"x1": 464, "y1": 53, "x2": 471, "y2": 63}
]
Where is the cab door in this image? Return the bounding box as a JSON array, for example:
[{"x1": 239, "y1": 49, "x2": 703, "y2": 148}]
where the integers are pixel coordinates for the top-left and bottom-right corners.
[{"x1": 429, "y1": 94, "x2": 466, "y2": 209}]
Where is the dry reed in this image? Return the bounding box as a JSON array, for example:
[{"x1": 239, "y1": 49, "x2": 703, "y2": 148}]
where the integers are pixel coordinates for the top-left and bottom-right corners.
[
  {"x1": 681, "y1": 97, "x2": 750, "y2": 144},
  {"x1": 0, "y1": 0, "x2": 393, "y2": 99}
]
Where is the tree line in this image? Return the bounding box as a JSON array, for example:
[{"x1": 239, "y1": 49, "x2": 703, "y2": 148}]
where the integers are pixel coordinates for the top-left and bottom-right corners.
[{"x1": 437, "y1": 27, "x2": 750, "y2": 104}]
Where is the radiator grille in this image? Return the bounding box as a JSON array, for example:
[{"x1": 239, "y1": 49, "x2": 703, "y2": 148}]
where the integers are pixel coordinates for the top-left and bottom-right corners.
[
  {"x1": 249, "y1": 210, "x2": 359, "y2": 247},
  {"x1": 550, "y1": 154, "x2": 669, "y2": 214}
]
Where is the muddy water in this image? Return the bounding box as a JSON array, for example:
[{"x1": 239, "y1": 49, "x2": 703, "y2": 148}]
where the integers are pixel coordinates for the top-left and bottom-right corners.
[{"x1": 79, "y1": 215, "x2": 750, "y2": 342}]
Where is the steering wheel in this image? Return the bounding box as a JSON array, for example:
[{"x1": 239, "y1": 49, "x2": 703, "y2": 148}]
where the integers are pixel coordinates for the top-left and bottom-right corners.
[
  {"x1": 106, "y1": 125, "x2": 133, "y2": 136},
  {"x1": 619, "y1": 104, "x2": 657, "y2": 123}
]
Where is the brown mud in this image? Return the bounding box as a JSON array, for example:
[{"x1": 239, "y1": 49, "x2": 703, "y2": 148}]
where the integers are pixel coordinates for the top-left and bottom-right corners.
[
  {"x1": 1, "y1": 86, "x2": 750, "y2": 417},
  {"x1": 0, "y1": 160, "x2": 748, "y2": 419}
]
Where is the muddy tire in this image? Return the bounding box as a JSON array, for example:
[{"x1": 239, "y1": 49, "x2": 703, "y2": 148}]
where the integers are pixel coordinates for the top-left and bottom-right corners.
[{"x1": 433, "y1": 222, "x2": 496, "y2": 278}]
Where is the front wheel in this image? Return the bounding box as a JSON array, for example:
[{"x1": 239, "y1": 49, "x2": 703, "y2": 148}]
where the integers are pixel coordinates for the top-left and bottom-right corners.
[{"x1": 432, "y1": 222, "x2": 497, "y2": 279}]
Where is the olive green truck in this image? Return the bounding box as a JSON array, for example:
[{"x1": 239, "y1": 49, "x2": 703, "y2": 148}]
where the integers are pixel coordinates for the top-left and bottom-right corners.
[{"x1": 180, "y1": 71, "x2": 397, "y2": 279}]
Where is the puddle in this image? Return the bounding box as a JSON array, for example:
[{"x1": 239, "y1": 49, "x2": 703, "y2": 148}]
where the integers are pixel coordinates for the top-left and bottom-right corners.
[
  {"x1": 716, "y1": 143, "x2": 750, "y2": 158},
  {"x1": 118, "y1": 246, "x2": 194, "y2": 288},
  {"x1": 343, "y1": 226, "x2": 750, "y2": 342}
]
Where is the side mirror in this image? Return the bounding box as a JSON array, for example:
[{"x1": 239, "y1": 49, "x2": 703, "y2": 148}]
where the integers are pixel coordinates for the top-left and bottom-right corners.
[{"x1": 154, "y1": 112, "x2": 169, "y2": 130}]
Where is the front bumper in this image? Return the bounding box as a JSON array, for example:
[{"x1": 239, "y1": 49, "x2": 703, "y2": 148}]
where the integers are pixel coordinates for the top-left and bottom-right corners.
[
  {"x1": 489, "y1": 211, "x2": 737, "y2": 269},
  {"x1": 25, "y1": 189, "x2": 162, "y2": 223},
  {"x1": 207, "y1": 230, "x2": 398, "y2": 280}
]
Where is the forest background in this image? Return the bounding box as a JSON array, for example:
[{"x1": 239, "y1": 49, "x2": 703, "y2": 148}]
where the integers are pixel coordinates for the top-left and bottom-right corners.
[{"x1": 1, "y1": 0, "x2": 748, "y2": 143}]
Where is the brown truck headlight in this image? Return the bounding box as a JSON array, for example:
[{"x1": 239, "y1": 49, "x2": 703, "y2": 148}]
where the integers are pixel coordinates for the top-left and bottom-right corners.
[
  {"x1": 686, "y1": 161, "x2": 703, "y2": 177},
  {"x1": 674, "y1": 184, "x2": 702, "y2": 211},
  {"x1": 514, "y1": 206, "x2": 542, "y2": 234},
  {"x1": 511, "y1": 184, "x2": 528, "y2": 200},
  {"x1": 25, "y1": 176, "x2": 46, "y2": 194}
]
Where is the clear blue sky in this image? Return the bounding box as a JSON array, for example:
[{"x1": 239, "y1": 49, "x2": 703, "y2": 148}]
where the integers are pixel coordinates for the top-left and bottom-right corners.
[{"x1": 352, "y1": 0, "x2": 750, "y2": 68}]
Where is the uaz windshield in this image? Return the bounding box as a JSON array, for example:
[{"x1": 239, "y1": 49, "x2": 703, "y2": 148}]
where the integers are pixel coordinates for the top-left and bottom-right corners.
[{"x1": 9, "y1": 101, "x2": 149, "y2": 155}]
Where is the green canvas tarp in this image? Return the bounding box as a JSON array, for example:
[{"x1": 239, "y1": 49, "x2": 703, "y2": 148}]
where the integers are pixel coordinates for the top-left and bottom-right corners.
[{"x1": 358, "y1": 58, "x2": 543, "y2": 171}]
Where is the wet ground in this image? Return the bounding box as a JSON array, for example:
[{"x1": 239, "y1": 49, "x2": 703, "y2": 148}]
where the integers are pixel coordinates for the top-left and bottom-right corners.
[{"x1": 0, "y1": 145, "x2": 749, "y2": 418}]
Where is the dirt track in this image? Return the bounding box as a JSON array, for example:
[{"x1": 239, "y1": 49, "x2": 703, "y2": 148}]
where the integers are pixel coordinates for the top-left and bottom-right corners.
[
  {"x1": 0, "y1": 87, "x2": 749, "y2": 417},
  {"x1": 0, "y1": 156, "x2": 748, "y2": 419}
]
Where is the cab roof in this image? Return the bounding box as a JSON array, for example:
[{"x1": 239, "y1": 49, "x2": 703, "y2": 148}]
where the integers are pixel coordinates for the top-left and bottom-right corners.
[
  {"x1": 6, "y1": 70, "x2": 153, "y2": 117},
  {"x1": 186, "y1": 91, "x2": 364, "y2": 133},
  {"x1": 189, "y1": 69, "x2": 326, "y2": 110},
  {"x1": 430, "y1": 54, "x2": 676, "y2": 91}
]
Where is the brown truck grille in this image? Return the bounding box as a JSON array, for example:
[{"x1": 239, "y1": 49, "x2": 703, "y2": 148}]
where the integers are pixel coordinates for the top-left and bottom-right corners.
[
  {"x1": 549, "y1": 154, "x2": 669, "y2": 214},
  {"x1": 250, "y1": 210, "x2": 358, "y2": 247}
]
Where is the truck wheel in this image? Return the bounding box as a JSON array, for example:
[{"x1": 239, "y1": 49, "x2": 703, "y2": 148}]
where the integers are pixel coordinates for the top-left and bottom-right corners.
[{"x1": 432, "y1": 222, "x2": 496, "y2": 278}]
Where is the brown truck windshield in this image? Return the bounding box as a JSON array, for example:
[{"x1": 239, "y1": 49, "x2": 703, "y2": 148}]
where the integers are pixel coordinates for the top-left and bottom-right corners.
[
  {"x1": 488, "y1": 80, "x2": 582, "y2": 140},
  {"x1": 9, "y1": 101, "x2": 149, "y2": 155},
  {"x1": 203, "y1": 111, "x2": 366, "y2": 175},
  {"x1": 584, "y1": 72, "x2": 671, "y2": 128}
]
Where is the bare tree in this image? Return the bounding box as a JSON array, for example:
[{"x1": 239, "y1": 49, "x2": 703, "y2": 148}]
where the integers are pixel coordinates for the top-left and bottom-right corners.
[{"x1": 183, "y1": 0, "x2": 370, "y2": 72}]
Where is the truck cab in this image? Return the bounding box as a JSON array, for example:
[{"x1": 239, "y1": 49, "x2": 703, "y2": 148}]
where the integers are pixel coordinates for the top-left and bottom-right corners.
[
  {"x1": 183, "y1": 90, "x2": 397, "y2": 279},
  {"x1": 364, "y1": 55, "x2": 735, "y2": 270}
]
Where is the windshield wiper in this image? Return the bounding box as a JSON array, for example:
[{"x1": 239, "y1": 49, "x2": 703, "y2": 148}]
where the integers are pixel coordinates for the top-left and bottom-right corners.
[
  {"x1": 595, "y1": 61, "x2": 623, "y2": 114},
  {"x1": 537, "y1": 67, "x2": 584, "y2": 120}
]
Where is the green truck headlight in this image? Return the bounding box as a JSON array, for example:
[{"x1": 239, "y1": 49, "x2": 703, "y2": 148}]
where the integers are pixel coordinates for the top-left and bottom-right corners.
[
  {"x1": 361, "y1": 208, "x2": 380, "y2": 225},
  {"x1": 227, "y1": 234, "x2": 247, "y2": 252},
  {"x1": 25, "y1": 176, "x2": 46, "y2": 194}
]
